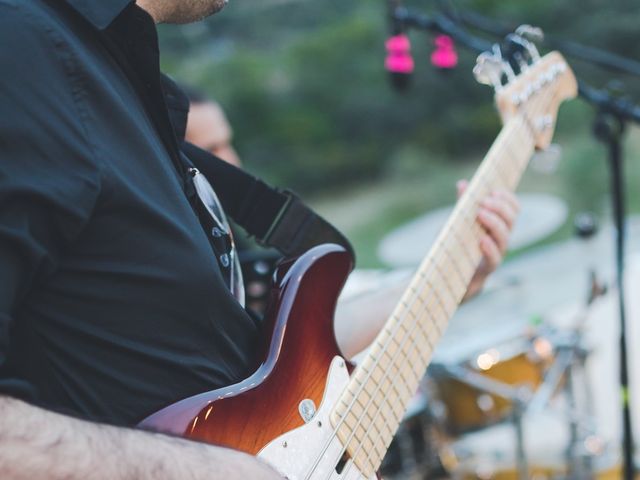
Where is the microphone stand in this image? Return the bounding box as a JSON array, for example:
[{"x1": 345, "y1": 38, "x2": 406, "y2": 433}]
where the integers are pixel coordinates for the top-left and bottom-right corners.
[
  {"x1": 579, "y1": 84, "x2": 640, "y2": 480},
  {"x1": 390, "y1": 6, "x2": 639, "y2": 478},
  {"x1": 592, "y1": 104, "x2": 634, "y2": 480}
]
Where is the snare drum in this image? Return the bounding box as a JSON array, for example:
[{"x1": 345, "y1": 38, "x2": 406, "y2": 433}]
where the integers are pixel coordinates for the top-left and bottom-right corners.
[{"x1": 428, "y1": 331, "x2": 554, "y2": 435}]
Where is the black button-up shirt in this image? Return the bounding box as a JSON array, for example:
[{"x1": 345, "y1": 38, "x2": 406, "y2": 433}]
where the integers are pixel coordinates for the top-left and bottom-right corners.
[{"x1": 0, "y1": 0, "x2": 260, "y2": 425}]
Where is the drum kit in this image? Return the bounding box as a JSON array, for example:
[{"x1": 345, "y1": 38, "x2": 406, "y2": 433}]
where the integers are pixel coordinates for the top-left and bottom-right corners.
[
  {"x1": 379, "y1": 318, "x2": 601, "y2": 480},
  {"x1": 341, "y1": 199, "x2": 640, "y2": 479}
]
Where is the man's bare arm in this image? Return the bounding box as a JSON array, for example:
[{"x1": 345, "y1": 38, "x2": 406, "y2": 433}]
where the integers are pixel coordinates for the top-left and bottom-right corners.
[{"x1": 0, "y1": 396, "x2": 282, "y2": 480}]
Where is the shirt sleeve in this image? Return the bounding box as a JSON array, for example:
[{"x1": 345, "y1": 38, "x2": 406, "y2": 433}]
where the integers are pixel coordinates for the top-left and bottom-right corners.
[{"x1": 0, "y1": 4, "x2": 102, "y2": 398}]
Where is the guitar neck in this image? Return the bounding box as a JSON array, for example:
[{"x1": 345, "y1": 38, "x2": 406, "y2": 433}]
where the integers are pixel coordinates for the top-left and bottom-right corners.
[{"x1": 330, "y1": 115, "x2": 536, "y2": 477}]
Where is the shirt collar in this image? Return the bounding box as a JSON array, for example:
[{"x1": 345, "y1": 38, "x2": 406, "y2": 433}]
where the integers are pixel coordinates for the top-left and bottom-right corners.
[
  {"x1": 62, "y1": 0, "x2": 135, "y2": 30},
  {"x1": 161, "y1": 75, "x2": 190, "y2": 142}
]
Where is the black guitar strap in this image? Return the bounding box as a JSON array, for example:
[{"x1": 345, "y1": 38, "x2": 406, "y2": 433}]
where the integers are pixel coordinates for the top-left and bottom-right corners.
[{"x1": 181, "y1": 142, "x2": 355, "y2": 261}]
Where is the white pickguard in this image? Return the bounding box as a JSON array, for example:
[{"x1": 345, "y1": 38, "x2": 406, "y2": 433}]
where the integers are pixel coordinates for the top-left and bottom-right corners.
[{"x1": 259, "y1": 357, "x2": 376, "y2": 480}]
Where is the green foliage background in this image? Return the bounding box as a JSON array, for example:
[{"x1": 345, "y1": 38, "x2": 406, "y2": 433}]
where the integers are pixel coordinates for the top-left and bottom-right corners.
[{"x1": 159, "y1": 0, "x2": 640, "y2": 266}]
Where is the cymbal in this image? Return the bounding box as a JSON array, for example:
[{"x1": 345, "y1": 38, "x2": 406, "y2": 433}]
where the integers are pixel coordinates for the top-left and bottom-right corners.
[{"x1": 378, "y1": 193, "x2": 569, "y2": 268}]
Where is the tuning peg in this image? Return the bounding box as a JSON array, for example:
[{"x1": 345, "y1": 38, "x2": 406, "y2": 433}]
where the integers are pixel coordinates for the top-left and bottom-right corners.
[
  {"x1": 473, "y1": 45, "x2": 515, "y2": 90},
  {"x1": 473, "y1": 52, "x2": 503, "y2": 89},
  {"x1": 515, "y1": 25, "x2": 544, "y2": 43},
  {"x1": 513, "y1": 25, "x2": 543, "y2": 63},
  {"x1": 504, "y1": 34, "x2": 532, "y2": 72}
]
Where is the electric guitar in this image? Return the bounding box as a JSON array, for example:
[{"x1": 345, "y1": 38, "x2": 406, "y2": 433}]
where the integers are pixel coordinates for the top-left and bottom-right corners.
[{"x1": 140, "y1": 30, "x2": 577, "y2": 480}]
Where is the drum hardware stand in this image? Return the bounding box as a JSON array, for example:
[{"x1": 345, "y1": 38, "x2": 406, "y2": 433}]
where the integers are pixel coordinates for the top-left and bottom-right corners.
[
  {"x1": 574, "y1": 212, "x2": 608, "y2": 306},
  {"x1": 564, "y1": 341, "x2": 598, "y2": 480},
  {"x1": 511, "y1": 398, "x2": 529, "y2": 480},
  {"x1": 529, "y1": 328, "x2": 598, "y2": 480},
  {"x1": 430, "y1": 363, "x2": 534, "y2": 480}
]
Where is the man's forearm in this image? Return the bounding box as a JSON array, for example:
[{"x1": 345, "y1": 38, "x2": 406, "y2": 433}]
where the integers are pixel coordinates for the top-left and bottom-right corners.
[
  {"x1": 0, "y1": 396, "x2": 282, "y2": 480},
  {"x1": 335, "y1": 277, "x2": 409, "y2": 359},
  {"x1": 334, "y1": 270, "x2": 484, "y2": 359}
]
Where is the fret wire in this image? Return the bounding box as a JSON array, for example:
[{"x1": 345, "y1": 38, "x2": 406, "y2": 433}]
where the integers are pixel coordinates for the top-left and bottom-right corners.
[
  {"x1": 474, "y1": 165, "x2": 501, "y2": 202},
  {"x1": 441, "y1": 245, "x2": 472, "y2": 292},
  {"x1": 427, "y1": 282, "x2": 454, "y2": 323},
  {"x1": 494, "y1": 135, "x2": 521, "y2": 185},
  {"x1": 414, "y1": 290, "x2": 444, "y2": 342},
  {"x1": 410, "y1": 280, "x2": 443, "y2": 349},
  {"x1": 376, "y1": 324, "x2": 417, "y2": 388},
  {"x1": 403, "y1": 293, "x2": 437, "y2": 353},
  {"x1": 492, "y1": 125, "x2": 519, "y2": 178},
  {"x1": 478, "y1": 121, "x2": 524, "y2": 190},
  {"x1": 458, "y1": 205, "x2": 481, "y2": 238},
  {"x1": 435, "y1": 246, "x2": 464, "y2": 309},
  {"x1": 382, "y1": 393, "x2": 402, "y2": 426},
  {"x1": 398, "y1": 306, "x2": 433, "y2": 379},
  {"x1": 424, "y1": 274, "x2": 449, "y2": 319},
  {"x1": 492, "y1": 160, "x2": 511, "y2": 189},
  {"x1": 504, "y1": 120, "x2": 532, "y2": 185},
  {"x1": 451, "y1": 211, "x2": 478, "y2": 246},
  {"x1": 406, "y1": 321, "x2": 428, "y2": 377},
  {"x1": 435, "y1": 246, "x2": 465, "y2": 299},
  {"x1": 482, "y1": 152, "x2": 507, "y2": 190},
  {"x1": 451, "y1": 222, "x2": 480, "y2": 268},
  {"x1": 423, "y1": 295, "x2": 445, "y2": 339},
  {"x1": 409, "y1": 284, "x2": 426, "y2": 316},
  {"x1": 511, "y1": 138, "x2": 531, "y2": 184},
  {"x1": 430, "y1": 256, "x2": 461, "y2": 310}
]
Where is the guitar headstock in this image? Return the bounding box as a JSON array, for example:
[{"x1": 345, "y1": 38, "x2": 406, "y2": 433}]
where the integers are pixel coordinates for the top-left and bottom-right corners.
[{"x1": 473, "y1": 26, "x2": 578, "y2": 149}]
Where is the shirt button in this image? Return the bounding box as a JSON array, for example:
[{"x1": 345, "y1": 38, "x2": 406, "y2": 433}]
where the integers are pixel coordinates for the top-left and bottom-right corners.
[
  {"x1": 219, "y1": 254, "x2": 230, "y2": 268},
  {"x1": 211, "y1": 226, "x2": 225, "y2": 238}
]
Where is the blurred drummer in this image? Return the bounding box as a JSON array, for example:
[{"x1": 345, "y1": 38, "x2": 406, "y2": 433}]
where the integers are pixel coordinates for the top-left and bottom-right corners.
[{"x1": 184, "y1": 88, "x2": 241, "y2": 167}]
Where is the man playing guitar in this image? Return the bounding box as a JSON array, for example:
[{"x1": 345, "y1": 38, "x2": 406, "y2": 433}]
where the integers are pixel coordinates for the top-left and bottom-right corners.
[{"x1": 0, "y1": 1, "x2": 518, "y2": 479}]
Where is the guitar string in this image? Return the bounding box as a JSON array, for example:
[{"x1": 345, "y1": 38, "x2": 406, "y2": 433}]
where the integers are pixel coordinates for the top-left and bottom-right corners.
[
  {"x1": 301, "y1": 82, "x2": 555, "y2": 480},
  {"x1": 304, "y1": 117, "x2": 533, "y2": 480},
  {"x1": 333, "y1": 87, "x2": 556, "y2": 480}
]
